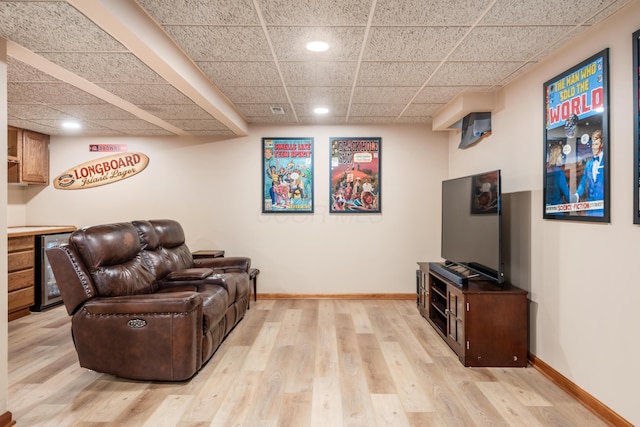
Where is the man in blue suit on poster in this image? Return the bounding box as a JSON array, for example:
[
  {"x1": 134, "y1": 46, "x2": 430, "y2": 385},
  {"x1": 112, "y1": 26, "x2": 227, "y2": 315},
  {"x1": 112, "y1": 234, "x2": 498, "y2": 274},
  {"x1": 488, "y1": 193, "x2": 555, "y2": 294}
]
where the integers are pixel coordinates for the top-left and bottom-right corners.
[{"x1": 574, "y1": 129, "x2": 605, "y2": 216}]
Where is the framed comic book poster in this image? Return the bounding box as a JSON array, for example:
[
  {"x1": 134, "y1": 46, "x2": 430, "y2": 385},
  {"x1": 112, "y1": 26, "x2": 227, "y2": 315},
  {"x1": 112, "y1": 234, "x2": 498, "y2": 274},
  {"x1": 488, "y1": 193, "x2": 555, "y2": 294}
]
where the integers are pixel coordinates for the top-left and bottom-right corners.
[
  {"x1": 543, "y1": 49, "x2": 610, "y2": 222},
  {"x1": 329, "y1": 137, "x2": 381, "y2": 213},
  {"x1": 262, "y1": 137, "x2": 313, "y2": 213},
  {"x1": 633, "y1": 29, "x2": 640, "y2": 224}
]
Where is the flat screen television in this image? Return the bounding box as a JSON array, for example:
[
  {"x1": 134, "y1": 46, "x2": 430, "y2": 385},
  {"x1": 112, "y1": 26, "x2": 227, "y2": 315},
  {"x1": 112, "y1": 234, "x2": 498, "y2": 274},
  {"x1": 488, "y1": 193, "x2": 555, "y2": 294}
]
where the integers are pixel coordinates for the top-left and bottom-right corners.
[{"x1": 440, "y1": 170, "x2": 504, "y2": 285}]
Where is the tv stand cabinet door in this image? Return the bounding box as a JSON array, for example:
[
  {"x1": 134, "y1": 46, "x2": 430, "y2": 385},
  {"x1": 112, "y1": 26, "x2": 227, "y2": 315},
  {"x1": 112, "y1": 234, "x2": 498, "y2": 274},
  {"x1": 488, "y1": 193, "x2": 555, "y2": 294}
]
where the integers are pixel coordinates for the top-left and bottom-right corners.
[
  {"x1": 445, "y1": 284, "x2": 466, "y2": 364},
  {"x1": 465, "y1": 292, "x2": 528, "y2": 367},
  {"x1": 416, "y1": 265, "x2": 430, "y2": 319}
]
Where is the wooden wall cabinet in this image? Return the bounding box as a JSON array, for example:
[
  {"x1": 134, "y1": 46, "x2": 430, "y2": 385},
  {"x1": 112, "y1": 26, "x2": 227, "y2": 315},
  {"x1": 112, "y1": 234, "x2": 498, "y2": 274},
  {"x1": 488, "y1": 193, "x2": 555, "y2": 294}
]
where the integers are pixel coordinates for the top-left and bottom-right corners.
[
  {"x1": 418, "y1": 263, "x2": 528, "y2": 367},
  {"x1": 8, "y1": 235, "x2": 35, "y2": 321},
  {"x1": 8, "y1": 126, "x2": 50, "y2": 185}
]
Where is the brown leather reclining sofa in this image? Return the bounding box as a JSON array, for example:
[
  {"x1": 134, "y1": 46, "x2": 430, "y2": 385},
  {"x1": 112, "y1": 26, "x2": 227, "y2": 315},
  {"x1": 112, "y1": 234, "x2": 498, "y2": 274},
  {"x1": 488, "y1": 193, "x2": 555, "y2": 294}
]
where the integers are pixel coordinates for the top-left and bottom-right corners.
[{"x1": 46, "y1": 219, "x2": 251, "y2": 381}]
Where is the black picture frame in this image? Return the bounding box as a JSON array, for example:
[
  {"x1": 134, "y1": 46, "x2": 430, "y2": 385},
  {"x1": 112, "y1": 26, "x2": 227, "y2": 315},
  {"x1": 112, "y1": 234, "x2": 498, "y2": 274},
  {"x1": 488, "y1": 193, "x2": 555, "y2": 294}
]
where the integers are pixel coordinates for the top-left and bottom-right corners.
[
  {"x1": 543, "y1": 49, "x2": 610, "y2": 222},
  {"x1": 262, "y1": 137, "x2": 314, "y2": 213},
  {"x1": 633, "y1": 30, "x2": 640, "y2": 224}
]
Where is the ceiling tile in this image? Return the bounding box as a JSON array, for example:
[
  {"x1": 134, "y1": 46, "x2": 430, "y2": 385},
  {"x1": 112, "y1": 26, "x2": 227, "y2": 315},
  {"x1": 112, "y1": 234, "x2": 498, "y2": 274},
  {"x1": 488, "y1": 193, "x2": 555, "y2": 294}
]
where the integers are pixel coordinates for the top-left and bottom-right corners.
[
  {"x1": 76, "y1": 130, "x2": 131, "y2": 136},
  {"x1": 7, "y1": 57, "x2": 57, "y2": 82},
  {"x1": 137, "y1": 0, "x2": 259, "y2": 25},
  {"x1": 279, "y1": 61, "x2": 357, "y2": 86},
  {"x1": 450, "y1": 26, "x2": 574, "y2": 62},
  {"x1": 8, "y1": 117, "x2": 63, "y2": 136},
  {"x1": 31, "y1": 119, "x2": 113, "y2": 132},
  {"x1": 140, "y1": 104, "x2": 215, "y2": 120},
  {"x1": 357, "y1": 62, "x2": 438, "y2": 86},
  {"x1": 352, "y1": 86, "x2": 419, "y2": 104},
  {"x1": 8, "y1": 82, "x2": 107, "y2": 105},
  {"x1": 54, "y1": 104, "x2": 141, "y2": 120},
  {"x1": 258, "y1": 0, "x2": 371, "y2": 26},
  {"x1": 120, "y1": 129, "x2": 176, "y2": 136},
  {"x1": 246, "y1": 113, "x2": 299, "y2": 124},
  {"x1": 428, "y1": 62, "x2": 522, "y2": 86},
  {"x1": 346, "y1": 116, "x2": 395, "y2": 124},
  {"x1": 198, "y1": 61, "x2": 282, "y2": 87},
  {"x1": 9, "y1": 104, "x2": 78, "y2": 121},
  {"x1": 268, "y1": 26, "x2": 365, "y2": 61},
  {"x1": 164, "y1": 26, "x2": 271, "y2": 61},
  {"x1": 373, "y1": 0, "x2": 495, "y2": 26},
  {"x1": 364, "y1": 27, "x2": 469, "y2": 61},
  {"x1": 298, "y1": 116, "x2": 346, "y2": 124},
  {"x1": 395, "y1": 116, "x2": 433, "y2": 124},
  {"x1": 188, "y1": 130, "x2": 238, "y2": 137},
  {"x1": 349, "y1": 103, "x2": 405, "y2": 116},
  {"x1": 288, "y1": 86, "x2": 352, "y2": 104},
  {"x1": 585, "y1": 0, "x2": 633, "y2": 24},
  {"x1": 87, "y1": 119, "x2": 165, "y2": 131},
  {"x1": 162, "y1": 119, "x2": 229, "y2": 131},
  {"x1": 532, "y1": 26, "x2": 589, "y2": 61},
  {"x1": 97, "y1": 83, "x2": 194, "y2": 105},
  {"x1": 40, "y1": 52, "x2": 165, "y2": 84},
  {"x1": 221, "y1": 86, "x2": 289, "y2": 103},
  {"x1": 0, "y1": 2, "x2": 125, "y2": 52},
  {"x1": 414, "y1": 86, "x2": 489, "y2": 103},
  {"x1": 496, "y1": 62, "x2": 538, "y2": 86},
  {"x1": 402, "y1": 103, "x2": 443, "y2": 117},
  {"x1": 480, "y1": 0, "x2": 615, "y2": 25}
]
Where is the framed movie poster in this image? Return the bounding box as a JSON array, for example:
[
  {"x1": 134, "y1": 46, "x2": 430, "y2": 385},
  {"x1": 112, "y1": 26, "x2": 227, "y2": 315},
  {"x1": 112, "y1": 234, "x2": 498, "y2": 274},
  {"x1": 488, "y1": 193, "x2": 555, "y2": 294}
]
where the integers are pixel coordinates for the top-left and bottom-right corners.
[
  {"x1": 543, "y1": 49, "x2": 610, "y2": 222},
  {"x1": 329, "y1": 137, "x2": 381, "y2": 213},
  {"x1": 633, "y1": 29, "x2": 640, "y2": 224},
  {"x1": 262, "y1": 137, "x2": 313, "y2": 213}
]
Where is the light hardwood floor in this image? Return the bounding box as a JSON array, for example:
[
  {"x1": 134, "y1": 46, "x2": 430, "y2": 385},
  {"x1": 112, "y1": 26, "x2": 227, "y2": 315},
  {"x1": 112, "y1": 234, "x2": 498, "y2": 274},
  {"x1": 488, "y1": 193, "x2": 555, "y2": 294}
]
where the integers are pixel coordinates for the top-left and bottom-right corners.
[{"x1": 8, "y1": 299, "x2": 609, "y2": 426}]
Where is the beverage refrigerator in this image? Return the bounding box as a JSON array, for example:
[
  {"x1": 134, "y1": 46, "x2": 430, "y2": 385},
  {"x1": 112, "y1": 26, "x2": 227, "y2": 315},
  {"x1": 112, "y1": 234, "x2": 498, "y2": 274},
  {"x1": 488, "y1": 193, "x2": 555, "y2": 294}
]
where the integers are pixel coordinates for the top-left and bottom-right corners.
[{"x1": 31, "y1": 232, "x2": 73, "y2": 311}]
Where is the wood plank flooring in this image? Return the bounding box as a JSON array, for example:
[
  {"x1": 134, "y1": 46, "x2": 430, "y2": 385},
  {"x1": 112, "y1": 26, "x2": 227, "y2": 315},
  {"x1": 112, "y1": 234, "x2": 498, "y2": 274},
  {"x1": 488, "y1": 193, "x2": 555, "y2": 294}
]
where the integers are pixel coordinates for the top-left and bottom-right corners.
[{"x1": 8, "y1": 299, "x2": 609, "y2": 426}]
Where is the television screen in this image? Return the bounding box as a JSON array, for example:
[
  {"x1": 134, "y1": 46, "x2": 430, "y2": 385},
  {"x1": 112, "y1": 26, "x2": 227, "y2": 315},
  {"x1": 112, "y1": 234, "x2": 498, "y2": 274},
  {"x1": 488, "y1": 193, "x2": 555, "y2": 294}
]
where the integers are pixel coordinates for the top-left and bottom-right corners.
[{"x1": 441, "y1": 170, "x2": 503, "y2": 284}]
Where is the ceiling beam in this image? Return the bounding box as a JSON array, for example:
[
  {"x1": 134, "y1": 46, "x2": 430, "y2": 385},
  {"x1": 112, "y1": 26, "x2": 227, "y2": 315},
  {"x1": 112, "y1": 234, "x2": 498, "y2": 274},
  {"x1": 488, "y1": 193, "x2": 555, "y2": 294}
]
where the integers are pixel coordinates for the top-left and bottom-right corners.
[
  {"x1": 67, "y1": 0, "x2": 248, "y2": 136},
  {"x1": 432, "y1": 91, "x2": 497, "y2": 131},
  {"x1": 7, "y1": 41, "x2": 189, "y2": 136}
]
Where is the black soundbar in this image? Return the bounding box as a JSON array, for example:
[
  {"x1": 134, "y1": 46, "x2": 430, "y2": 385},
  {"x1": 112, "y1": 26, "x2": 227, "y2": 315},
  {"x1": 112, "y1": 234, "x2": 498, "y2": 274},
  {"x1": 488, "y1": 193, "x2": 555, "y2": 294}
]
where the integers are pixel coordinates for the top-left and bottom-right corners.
[{"x1": 429, "y1": 262, "x2": 468, "y2": 286}]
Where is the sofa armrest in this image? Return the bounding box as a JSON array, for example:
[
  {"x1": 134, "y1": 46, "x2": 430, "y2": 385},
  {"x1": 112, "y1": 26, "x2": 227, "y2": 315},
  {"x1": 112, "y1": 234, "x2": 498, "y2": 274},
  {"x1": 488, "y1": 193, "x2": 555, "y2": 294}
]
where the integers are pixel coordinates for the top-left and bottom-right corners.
[
  {"x1": 46, "y1": 245, "x2": 97, "y2": 315},
  {"x1": 73, "y1": 291, "x2": 204, "y2": 381},
  {"x1": 193, "y1": 256, "x2": 251, "y2": 273},
  {"x1": 81, "y1": 291, "x2": 203, "y2": 315},
  {"x1": 165, "y1": 268, "x2": 214, "y2": 281}
]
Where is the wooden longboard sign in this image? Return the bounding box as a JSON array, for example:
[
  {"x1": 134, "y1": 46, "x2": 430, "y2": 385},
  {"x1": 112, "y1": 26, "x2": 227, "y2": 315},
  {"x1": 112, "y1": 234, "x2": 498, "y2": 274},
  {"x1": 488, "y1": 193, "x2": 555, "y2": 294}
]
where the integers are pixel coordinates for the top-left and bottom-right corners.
[{"x1": 53, "y1": 152, "x2": 149, "y2": 190}]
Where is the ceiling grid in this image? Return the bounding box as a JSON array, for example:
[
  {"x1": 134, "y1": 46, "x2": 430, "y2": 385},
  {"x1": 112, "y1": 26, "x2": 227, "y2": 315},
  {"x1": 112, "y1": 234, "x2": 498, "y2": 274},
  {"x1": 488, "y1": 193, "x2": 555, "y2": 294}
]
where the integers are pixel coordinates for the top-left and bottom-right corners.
[{"x1": 0, "y1": 0, "x2": 632, "y2": 136}]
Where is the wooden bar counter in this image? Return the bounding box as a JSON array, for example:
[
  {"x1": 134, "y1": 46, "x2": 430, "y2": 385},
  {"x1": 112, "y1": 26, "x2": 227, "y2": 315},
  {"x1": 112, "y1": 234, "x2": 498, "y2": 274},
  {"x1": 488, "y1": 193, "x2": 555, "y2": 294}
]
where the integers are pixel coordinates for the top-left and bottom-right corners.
[{"x1": 7, "y1": 225, "x2": 76, "y2": 321}]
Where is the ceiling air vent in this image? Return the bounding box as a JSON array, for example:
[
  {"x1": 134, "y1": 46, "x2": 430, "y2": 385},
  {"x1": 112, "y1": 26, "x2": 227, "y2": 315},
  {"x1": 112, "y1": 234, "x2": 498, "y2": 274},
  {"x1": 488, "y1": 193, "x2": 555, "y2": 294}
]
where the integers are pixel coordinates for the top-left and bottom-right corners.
[{"x1": 270, "y1": 106, "x2": 285, "y2": 115}]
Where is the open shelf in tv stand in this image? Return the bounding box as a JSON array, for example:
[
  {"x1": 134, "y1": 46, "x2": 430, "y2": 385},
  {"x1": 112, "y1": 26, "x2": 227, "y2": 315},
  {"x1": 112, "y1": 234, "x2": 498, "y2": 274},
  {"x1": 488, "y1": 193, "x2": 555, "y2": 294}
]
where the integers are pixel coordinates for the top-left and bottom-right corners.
[{"x1": 416, "y1": 262, "x2": 528, "y2": 367}]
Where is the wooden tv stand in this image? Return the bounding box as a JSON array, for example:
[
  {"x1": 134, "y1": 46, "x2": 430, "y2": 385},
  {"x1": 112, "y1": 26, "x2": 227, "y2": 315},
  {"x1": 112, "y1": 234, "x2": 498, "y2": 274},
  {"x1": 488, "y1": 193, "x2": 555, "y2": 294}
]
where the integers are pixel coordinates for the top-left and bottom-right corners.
[{"x1": 417, "y1": 262, "x2": 528, "y2": 367}]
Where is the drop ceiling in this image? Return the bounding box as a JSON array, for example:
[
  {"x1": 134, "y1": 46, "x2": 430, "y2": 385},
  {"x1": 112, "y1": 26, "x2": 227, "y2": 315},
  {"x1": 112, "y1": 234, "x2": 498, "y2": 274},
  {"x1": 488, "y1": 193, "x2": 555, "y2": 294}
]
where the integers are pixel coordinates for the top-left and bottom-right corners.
[{"x1": 0, "y1": 0, "x2": 631, "y2": 137}]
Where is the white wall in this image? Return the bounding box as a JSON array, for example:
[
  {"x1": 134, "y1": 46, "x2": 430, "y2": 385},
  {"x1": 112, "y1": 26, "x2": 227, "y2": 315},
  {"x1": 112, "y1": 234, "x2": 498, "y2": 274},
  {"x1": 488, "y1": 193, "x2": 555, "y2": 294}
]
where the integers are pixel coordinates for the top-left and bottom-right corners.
[
  {"x1": 21, "y1": 124, "x2": 448, "y2": 296},
  {"x1": 7, "y1": 186, "x2": 26, "y2": 226},
  {"x1": 448, "y1": 2, "x2": 640, "y2": 424},
  {"x1": 1, "y1": 37, "x2": 9, "y2": 423}
]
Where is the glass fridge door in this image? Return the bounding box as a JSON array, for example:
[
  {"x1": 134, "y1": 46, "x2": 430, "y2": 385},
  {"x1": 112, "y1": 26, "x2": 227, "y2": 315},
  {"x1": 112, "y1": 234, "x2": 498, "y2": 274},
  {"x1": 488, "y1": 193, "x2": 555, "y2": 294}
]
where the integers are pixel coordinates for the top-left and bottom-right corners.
[{"x1": 40, "y1": 232, "x2": 72, "y2": 309}]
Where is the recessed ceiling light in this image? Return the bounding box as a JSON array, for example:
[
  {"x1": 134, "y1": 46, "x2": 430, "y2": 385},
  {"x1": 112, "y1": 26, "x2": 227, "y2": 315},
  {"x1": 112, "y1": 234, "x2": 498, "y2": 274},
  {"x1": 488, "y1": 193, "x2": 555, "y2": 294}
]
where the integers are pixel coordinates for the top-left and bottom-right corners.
[
  {"x1": 314, "y1": 107, "x2": 329, "y2": 114},
  {"x1": 61, "y1": 121, "x2": 81, "y2": 130},
  {"x1": 306, "y1": 41, "x2": 329, "y2": 52}
]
